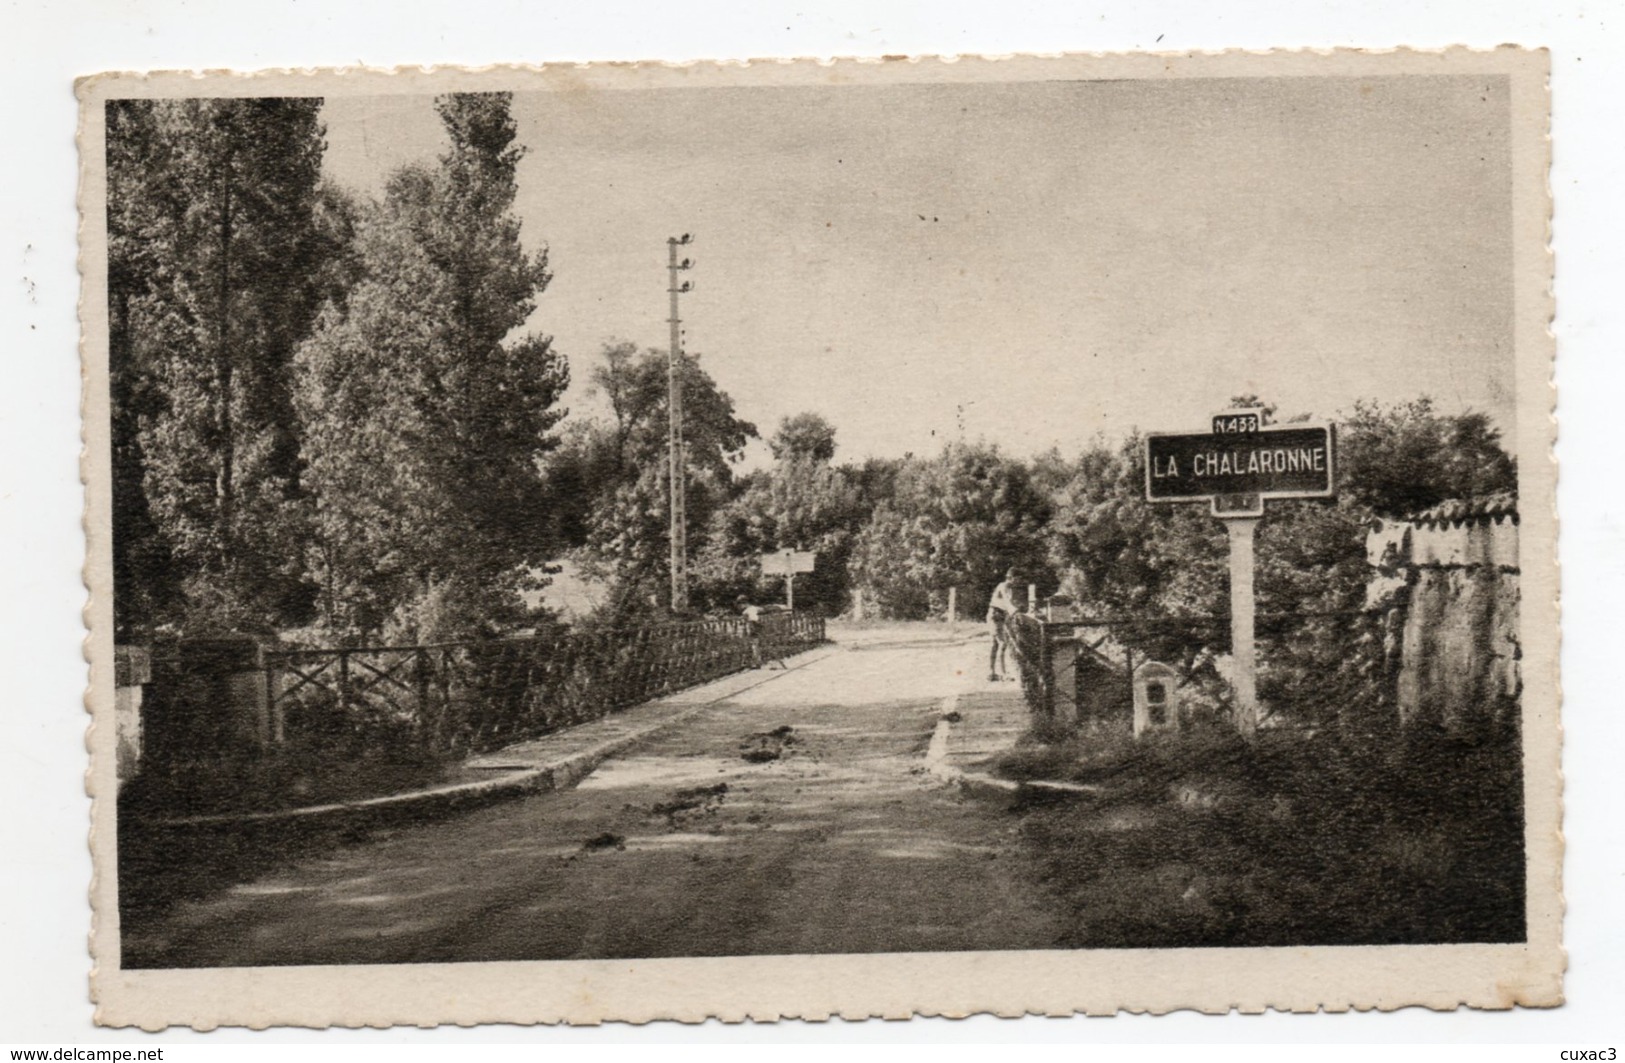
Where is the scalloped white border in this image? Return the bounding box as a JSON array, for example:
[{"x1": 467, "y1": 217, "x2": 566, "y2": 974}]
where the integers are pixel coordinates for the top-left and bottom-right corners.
[{"x1": 78, "y1": 46, "x2": 1559, "y2": 1029}]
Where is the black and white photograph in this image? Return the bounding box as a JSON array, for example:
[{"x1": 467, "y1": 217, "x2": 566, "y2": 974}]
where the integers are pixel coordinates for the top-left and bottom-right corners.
[{"x1": 75, "y1": 49, "x2": 1560, "y2": 1026}]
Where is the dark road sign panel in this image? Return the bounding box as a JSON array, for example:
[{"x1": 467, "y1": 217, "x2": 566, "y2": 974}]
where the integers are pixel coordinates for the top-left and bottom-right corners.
[{"x1": 1145, "y1": 424, "x2": 1335, "y2": 502}]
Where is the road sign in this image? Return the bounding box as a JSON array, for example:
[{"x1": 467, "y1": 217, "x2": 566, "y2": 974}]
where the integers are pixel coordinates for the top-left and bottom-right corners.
[
  {"x1": 760, "y1": 550, "x2": 816, "y2": 576},
  {"x1": 760, "y1": 550, "x2": 816, "y2": 610},
  {"x1": 1145, "y1": 423, "x2": 1335, "y2": 504},
  {"x1": 1142, "y1": 414, "x2": 1338, "y2": 737}
]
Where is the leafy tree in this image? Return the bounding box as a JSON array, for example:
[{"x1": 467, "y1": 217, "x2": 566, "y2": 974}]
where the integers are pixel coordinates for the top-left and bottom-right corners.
[
  {"x1": 1339, "y1": 398, "x2": 1516, "y2": 517},
  {"x1": 846, "y1": 455, "x2": 905, "y2": 512},
  {"x1": 1046, "y1": 433, "x2": 1226, "y2": 622},
  {"x1": 541, "y1": 339, "x2": 757, "y2": 555},
  {"x1": 589, "y1": 339, "x2": 758, "y2": 483},
  {"x1": 1026, "y1": 445, "x2": 1075, "y2": 500},
  {"x1": 1258, "y1": 398, "x2": 1518, "y2": 727},
  {"x1": 845, "y1": 503, "x2": 940, "y2": 619},
  {"x1": 768, "y1": 412, "x2": 837, "y2": 464},
  {"x1": 693, "y1": 430, "x2": 866, "y2": 613},
  {"x1": 107, "y1": 97, "x2": 338, "y2": 635},
  {"x1": 559, "y1": 342, "x2": 758, "y2": 610},
  {"x1": 294, "y1": 93, "x2": 568, "y2": 641},
  {"x1": 849, "y1": 442, "x2": 1053, "y2": 619}
]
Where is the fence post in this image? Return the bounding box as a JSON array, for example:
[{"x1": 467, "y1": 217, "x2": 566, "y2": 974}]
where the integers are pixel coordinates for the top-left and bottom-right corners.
[
  {"x1": 1038, "y1": 620, "x2": 1054, "y2": 721},
  {"x1": 438, "y1": 648, "x2": 454, "y2": 750},
  {"x1": 1124, "y1": 643, "x2": 1135, "y2": 719},
  {"x1": 948, "y1": 586, "x2": 958, "y2": 624},
  {"x1": 265, "y1": 655, "x2": 284, "y2": 745},
  {"x1": 413, "y1": 647, "x2": 432, "y2": 741},
  {"x1": 337, "y1": 650, "x2": 352, "y2": 717}
]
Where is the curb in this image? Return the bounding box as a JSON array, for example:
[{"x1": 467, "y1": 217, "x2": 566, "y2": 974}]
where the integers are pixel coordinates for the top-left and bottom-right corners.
[
  {"x1": 926, "y1": 692, "x2": 1104, "y2": 802},
  {"x1": 144, "y1": 642, "x2": 840, "y2": 834}
]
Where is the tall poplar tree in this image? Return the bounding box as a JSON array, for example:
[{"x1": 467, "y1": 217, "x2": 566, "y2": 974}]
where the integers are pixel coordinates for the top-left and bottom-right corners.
[
  {"x1": 108, "y1": 98, "x2": 176, "y2": 636},
  {"x1": 295, "y1": 93, "x2": 569, "y2": 640},
  {"x1": 108, "y1": 97, "x2": 337, "y2": 635}
]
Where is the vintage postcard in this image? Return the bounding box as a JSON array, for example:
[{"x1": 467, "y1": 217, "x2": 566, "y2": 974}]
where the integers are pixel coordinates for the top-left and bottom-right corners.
[{"x1": 79, "y1": 48, "x2": 1558, "y2": 1028}]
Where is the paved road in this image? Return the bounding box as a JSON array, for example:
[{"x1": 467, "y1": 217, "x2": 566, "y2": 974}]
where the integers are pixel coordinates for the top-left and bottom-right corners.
[{"x1": 124, "y1": 629, "x2": 1063, "y2": 967}]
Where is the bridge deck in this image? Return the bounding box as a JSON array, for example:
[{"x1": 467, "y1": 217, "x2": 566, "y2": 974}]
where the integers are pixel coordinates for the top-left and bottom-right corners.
[{"x1": 122, "y1": 626, "x2": 1057, "y2": 968}]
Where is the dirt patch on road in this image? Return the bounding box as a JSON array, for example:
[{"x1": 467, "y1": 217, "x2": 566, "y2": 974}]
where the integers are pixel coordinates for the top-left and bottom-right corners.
[
  {"x1": 580, "y1": 831, "x2": 627, "y2": 852},
  {"x1": 739, "y1": 725, "x2": 796, "y2": 763},
  {"x1": 649, "y1": 783, "x2": 730, "y2": 827}
]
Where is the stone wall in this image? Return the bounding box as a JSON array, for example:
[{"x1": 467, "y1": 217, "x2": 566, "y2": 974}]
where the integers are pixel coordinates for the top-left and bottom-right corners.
[
  {"x1": 1366, "y1": 494, "x2": 1520, "y2": 737},
  {"x1": 135, "y1": 636, "x2": 279, "y2": 778}
]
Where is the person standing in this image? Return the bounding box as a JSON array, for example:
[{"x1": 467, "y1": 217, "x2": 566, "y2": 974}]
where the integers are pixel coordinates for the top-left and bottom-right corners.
[{"x1": 986, "y1": 569, "x2": 1018, "y2": 682}]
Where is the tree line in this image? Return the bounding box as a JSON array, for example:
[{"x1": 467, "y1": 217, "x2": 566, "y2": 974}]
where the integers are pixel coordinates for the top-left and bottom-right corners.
[
  {"x1": 110, "y1": 93, "x2": 565, "y2": 644},
  {"x1": 108, "y1": 93, "x2": 1519, "y2": 724}
]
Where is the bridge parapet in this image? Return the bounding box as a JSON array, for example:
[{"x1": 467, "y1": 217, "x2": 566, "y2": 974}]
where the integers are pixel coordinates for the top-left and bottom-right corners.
[
  {"x1": 1006, "y1": 614, "x2": 1132, "y2": 739},
  {"x1": 126, "y1": 612, "x2": 828, "y2": 802}
]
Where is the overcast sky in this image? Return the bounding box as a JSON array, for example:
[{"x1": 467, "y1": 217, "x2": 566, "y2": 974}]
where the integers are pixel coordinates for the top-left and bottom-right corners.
[{"x1": 320, "y1": 73, "x2": 1515, "y2": 465}]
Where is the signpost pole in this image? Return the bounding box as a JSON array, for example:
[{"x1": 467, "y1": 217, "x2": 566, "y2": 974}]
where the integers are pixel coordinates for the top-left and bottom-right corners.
[{"x1": 1226, "y1": 517, "x2": 1260, "y2": 735}]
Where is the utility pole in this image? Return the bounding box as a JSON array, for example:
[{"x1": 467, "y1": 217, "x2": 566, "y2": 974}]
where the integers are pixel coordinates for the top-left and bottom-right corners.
[{"x1": 666, "y1": 234, "x2": 694, "y2": 613}]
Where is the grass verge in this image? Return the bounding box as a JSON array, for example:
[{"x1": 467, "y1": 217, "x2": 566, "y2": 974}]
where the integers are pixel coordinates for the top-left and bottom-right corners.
[{"x1": 998, "y1": 722, "x2": 1525, "y2": 948}]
